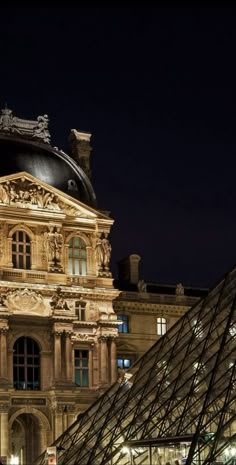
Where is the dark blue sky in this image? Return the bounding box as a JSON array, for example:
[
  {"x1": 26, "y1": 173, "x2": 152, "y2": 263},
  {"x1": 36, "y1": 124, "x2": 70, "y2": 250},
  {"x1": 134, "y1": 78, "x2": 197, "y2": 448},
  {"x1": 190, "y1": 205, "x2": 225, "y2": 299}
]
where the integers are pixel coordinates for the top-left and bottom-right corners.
[{"x1": 1, "y1": 7, "x2": 236, "y2": 287}]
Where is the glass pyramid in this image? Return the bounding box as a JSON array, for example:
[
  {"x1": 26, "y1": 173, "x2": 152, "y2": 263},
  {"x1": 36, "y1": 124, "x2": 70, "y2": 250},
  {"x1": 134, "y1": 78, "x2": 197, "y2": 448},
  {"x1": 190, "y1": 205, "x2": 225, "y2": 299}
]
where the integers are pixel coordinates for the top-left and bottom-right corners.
[{"x1": 36, "y1": 266, "x2": 236, "y2": 465}]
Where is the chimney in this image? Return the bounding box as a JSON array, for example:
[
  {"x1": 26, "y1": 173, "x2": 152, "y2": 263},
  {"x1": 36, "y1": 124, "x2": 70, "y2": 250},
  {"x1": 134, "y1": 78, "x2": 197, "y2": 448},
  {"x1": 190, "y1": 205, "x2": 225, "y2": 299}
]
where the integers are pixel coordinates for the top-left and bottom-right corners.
[
  {"x1": 118, "y1": 254, "x2": 141, "y2": 284},
  {"x1": 69, "y1": 129, "x2": 92, "y2": 179}
]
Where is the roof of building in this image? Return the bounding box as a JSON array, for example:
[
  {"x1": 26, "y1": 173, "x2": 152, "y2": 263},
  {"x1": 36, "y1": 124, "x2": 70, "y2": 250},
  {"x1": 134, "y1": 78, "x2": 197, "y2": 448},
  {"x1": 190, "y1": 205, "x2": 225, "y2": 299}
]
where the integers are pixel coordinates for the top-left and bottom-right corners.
[{"x1": 0, "y1": 108, "x2": 96, "y2": 207}]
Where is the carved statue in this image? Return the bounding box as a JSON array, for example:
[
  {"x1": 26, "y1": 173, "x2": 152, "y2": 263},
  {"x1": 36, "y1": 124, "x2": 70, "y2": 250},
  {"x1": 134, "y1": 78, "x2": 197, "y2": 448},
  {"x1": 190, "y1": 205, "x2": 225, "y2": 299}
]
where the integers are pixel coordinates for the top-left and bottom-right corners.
[
  {"x1": 95, "y1": 233, "x2": 112, "y2": 273},
  {"x1": 44, "y1": 226, "x2": 64, "y2": 271},
  {"x1": 54, "y1": 227, "x2": 63, "y2": 264},
  {"x1": 176, "y1": 283, "x2": 184, "y2": 295},
  {"x1": 50, "y1": 287, "x2": 69, "y2": 310},
  {"x1": 102, "y1": 233, "x2": 112, "y2": 270},
  {"x1": 44, "y1": 226, "x2": 56, "y2": 264},
  {"x1": 137, "y1": 280, "x2": 147, "y2": 293}
]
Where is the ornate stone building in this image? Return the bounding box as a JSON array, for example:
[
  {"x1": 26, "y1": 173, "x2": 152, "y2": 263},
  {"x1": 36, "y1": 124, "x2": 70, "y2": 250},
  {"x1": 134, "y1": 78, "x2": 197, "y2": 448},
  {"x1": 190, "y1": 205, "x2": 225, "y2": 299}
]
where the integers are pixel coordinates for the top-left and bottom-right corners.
[
  {"x1": 0, "y1": 108, "x2": 119, "y2": 464},
  {"x1": 0, "y1": 108, "x2": 208, "y2": 465}
]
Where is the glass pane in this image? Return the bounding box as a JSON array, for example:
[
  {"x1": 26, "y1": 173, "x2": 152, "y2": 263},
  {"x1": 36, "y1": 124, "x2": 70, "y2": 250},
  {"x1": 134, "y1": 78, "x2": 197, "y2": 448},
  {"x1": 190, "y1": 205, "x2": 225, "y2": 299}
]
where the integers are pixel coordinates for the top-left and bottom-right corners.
[
  {"x1": 81, "y1": 261, "x2": 87, "y2": 276},
  {"x1": 82, "y1": 370, "x2": 88, "y2": 387},
  {"x1": 26, "y1": 256, "x2": 30, "y2": 269},
  {"x1": 74, "y1": 261, "x2": 80, "y2": 274},
  {"x1": 19, "y1": 255, "x2": 23, "y2": 269},
  {"x1": 19, "y1": 231, "x2": 23, "y2": 241},
  {"x1": 74, "y1": 237, "x2": 80, "y2": 247},
  {"x1": 75, "y1": 370, "x2": 80, "y2": 385},
  {"x1": 68, "y1": 260, "x2": 73, "y2": 274},
  {"x1": 81, "y1": 250, "x2": 86, "y2": 259},
  {"x1": 124, "y1": 359, "x2": 131, "y2": 368}
]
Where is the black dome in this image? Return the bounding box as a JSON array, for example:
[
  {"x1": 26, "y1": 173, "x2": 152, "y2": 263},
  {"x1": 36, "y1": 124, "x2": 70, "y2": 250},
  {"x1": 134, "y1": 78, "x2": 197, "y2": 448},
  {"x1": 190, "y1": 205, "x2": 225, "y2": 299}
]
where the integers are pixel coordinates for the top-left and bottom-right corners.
[{"x1": 0, "y1": 134, "x2": 96, "y2": 207}]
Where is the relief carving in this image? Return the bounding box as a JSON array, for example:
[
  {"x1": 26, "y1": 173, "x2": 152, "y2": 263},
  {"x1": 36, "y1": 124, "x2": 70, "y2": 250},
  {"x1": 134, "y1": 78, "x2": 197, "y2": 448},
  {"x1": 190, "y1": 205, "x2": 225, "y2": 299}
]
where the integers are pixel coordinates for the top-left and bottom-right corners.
[
  {"x1": 5, "y1": 288, "x2": 45, "y2": 314},
  {"x1": 0, "y1": 177, "x2": 78, "y2": 215}
]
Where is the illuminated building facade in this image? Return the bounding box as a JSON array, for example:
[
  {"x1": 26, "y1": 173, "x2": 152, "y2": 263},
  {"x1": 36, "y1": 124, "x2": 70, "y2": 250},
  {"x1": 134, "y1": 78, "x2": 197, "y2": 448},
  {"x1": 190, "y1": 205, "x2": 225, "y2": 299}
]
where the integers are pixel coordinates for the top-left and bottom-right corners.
[{"x1": 0, "y1": 107, "x2": 206, "y2": 464}]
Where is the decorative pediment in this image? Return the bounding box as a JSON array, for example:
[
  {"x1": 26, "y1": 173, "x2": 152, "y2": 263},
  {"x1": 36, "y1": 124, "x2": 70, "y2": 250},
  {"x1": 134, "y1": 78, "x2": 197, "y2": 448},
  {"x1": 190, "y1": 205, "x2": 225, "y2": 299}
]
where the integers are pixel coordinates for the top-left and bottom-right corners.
[{"x1": 0, "y1": 172, "x2": 101, "y2": 218}]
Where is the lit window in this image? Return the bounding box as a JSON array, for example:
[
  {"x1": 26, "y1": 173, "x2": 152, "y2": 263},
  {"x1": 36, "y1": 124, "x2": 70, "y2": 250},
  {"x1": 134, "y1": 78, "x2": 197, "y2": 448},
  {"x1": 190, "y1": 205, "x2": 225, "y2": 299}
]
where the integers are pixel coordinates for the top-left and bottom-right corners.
[
  {"x1": 74, "y1": 350, "x2": 89, "y2": 387},
  {"x1": 75, "y1": 301, "x2": 86, "y2": 321},
  {"x1": 157, "y1": 317, "x2": 167, "y2": 335},
  {"x1": 12, "y1": 231, "x2": 31, "y2": 269},
  {"x1": 117, "y1": 359, "x2": 131, "y2": 369},
  {"x1": 13, "y1": 337, "x2": 40, "y2": 390},
  {"x1": 68, "y1": 237, "x2": 87, "y2": 275},
  {"x1": 118, "y1": 315, "x2": 129, "y2": 333},
  {"x1": 193, "y1": 319, "x2": 204, "y2": 339}
]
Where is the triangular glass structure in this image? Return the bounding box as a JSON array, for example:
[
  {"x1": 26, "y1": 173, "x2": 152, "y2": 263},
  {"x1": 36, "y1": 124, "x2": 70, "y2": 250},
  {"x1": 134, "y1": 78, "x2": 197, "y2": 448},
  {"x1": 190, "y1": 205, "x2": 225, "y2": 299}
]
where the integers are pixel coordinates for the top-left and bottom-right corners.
[{"x1": 36, "y1": 266, "x2": 236, "y2": 465}]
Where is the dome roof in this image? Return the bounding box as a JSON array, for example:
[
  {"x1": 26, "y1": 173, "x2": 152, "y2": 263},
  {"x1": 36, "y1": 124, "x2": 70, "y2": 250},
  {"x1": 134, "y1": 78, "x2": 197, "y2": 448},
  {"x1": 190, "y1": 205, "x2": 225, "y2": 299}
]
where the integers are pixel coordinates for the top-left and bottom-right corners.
[{"x1": 0, "y1": 133, "x2": 97, "y2": 208}]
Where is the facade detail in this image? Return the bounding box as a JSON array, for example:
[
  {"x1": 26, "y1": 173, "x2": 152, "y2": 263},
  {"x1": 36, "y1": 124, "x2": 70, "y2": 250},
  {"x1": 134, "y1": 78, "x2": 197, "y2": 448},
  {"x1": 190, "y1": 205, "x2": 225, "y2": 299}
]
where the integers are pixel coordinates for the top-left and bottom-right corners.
[
  {"x1": 0, "y1": 109, "x2": 209, "y2": 465},
  {"x1": 0, "y1": 109, "x2": 119, "y2": 464}
]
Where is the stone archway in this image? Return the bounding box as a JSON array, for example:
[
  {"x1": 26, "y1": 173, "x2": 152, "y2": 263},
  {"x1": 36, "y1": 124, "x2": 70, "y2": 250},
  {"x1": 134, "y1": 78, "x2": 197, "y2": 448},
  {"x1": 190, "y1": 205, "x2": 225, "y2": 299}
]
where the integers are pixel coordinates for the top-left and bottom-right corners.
[{"x1": 9, "y1": 408, "x2": 51, "y2": 465}]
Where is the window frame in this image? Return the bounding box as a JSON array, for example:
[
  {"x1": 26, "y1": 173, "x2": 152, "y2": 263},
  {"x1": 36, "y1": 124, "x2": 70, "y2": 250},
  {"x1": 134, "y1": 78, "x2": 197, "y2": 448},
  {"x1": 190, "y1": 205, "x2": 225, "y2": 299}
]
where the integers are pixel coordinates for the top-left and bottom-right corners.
[
  {"x1": 68, "y1": 236, "x2": 87, "y2": 276},
  {"x1": 157, "y1": 317, "x2": 167, "y2": 336},
  {"x1": 118, "y1": 314, "x2": 129, "y2": 333},
  {"x1": 12, "y1": 230, "x2": 31, "y2": 270},
  {"x1": 74, "y1": 349, "x2": 89, "y2": 387},
  {"x1": 13, "y1": 337, "x2": 40, "y2": 390}
]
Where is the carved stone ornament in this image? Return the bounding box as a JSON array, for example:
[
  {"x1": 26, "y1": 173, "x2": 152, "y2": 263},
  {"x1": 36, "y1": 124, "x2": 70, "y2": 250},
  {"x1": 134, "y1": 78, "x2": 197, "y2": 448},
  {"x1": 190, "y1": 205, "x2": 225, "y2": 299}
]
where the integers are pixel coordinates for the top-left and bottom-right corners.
[
  {"x1": 0, "y1": 107, "x2": 51, "y2": 143},
  {"x1": 50, "y1": 287, "x2": 70, "y2": 311},
  {"x1": 0, "y1": 177, "x2": 77, "y2": 215},
  {"x1": 95, "y1": 232, "x2": 112, "y2": 275},
  {"x1": 5, "y1": 288, "x2": 46, "y2": 314}
]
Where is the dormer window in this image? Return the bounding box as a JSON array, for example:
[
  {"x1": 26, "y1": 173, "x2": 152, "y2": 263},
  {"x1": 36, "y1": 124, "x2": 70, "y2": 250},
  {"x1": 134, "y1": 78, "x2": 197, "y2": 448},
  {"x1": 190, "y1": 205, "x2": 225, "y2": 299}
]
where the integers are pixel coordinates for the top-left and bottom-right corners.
[{"x1": 12, "y1": 231, "x2": 31, "y2": 269}]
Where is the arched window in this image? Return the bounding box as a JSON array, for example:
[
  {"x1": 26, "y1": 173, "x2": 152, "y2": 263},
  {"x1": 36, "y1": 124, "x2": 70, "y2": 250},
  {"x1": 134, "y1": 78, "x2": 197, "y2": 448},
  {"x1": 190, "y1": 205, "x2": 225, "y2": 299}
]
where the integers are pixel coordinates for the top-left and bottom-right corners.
[
  {"x1": 68, "y1": 237, "x2": 87, "y2": 275},
  {"x1": 12, "y1": 231, "x2": 31, "y2": 269},
  {"x1": 157, "y1": 317, "x2": 167, "y2": 336},
  {"x1": 13, "y1": 337, "x2": 40, "y2": 390}
]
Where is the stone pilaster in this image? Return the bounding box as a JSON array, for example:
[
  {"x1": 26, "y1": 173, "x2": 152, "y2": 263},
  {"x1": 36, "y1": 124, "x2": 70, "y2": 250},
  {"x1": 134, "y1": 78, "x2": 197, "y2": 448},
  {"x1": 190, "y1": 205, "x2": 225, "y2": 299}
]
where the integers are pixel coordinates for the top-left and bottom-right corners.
[
  {"x1": 99, "y1": 337, "x2": 108, "y2": 385},
  {"x1": 110, "y1": 337, "x2": 117, "y2": 383},
  {"x1": 54, "y1": 332, "x2": 62, "y2": 382}
]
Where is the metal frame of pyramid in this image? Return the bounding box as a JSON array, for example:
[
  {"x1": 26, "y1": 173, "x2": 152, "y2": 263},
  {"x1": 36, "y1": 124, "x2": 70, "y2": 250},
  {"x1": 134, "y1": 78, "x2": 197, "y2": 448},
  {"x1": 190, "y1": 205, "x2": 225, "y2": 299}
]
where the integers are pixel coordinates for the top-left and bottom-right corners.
[{"x1": 36, "y1": 265, "x2": 236, "y2": 465}]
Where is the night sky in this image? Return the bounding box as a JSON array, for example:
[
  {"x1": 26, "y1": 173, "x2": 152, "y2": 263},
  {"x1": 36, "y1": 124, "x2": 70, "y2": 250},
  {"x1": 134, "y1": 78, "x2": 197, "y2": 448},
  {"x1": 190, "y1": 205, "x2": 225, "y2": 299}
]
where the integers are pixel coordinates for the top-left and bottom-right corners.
[{"x1": 1, "y1": 7, "x2": 236, "y2": 288}]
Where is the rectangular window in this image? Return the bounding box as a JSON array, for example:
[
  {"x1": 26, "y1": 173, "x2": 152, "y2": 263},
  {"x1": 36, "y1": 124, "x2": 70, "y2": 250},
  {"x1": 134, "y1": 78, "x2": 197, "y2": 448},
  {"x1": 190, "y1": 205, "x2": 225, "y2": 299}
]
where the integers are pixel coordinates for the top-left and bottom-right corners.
[
  {"x1": 75, "y1": 301, "x2": 86, "y2": 321},
  {"x1": 157, "y1": 317, "x2": 167, "y2": 336},
  {"x1": 74, "y1": 350, "x2": 89, "y2": 387},
  {"x1": 118, "y1": 314, "x2": 129, "y2": 333},
  {"x1": 117, "y1": 358, "x2": 131, "y2": 369}
]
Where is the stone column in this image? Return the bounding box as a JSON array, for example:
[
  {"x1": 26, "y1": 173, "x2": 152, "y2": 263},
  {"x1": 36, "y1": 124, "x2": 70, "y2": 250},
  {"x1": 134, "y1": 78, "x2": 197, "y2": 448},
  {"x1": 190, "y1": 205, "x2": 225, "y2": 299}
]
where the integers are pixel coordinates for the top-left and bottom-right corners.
[
  {"x1": 54, "y1": 332, "x2": 62, "y2": 382},
  {"x1": 99, "y1": 337, "x2": 108, "y2": 384},
  {"x1": 110, "y1": 338, "x2": 117, "y2": 383},
  {"x1": 65, "y1": 333, "x2": 72, "y2": 381},
  {"x1": 0, "y1": 328, "x2": 8, "y2": 380},
  {"x1": 0, "y1": 405, "x2": 9, "y2": 458}
]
